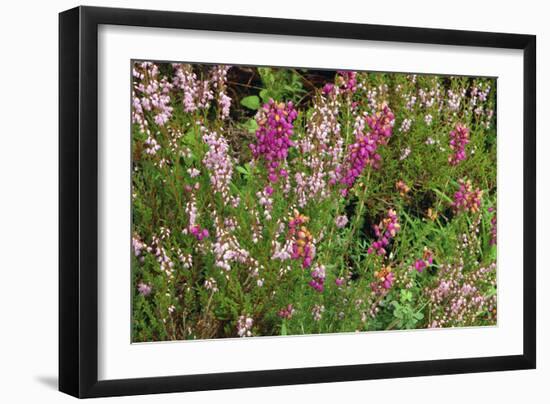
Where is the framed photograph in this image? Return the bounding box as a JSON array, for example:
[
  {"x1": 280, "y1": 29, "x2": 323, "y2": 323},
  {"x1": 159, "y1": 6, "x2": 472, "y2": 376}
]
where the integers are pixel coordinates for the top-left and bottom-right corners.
[{"x1": 59, "y1": 6, "x2": 536, "y2": 398}]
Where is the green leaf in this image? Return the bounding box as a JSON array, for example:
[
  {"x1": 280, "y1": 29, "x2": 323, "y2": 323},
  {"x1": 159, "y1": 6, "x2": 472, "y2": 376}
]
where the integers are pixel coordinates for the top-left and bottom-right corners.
[
  {"x1": 243, "y1": 118, "x2": 258, "y2": 133},
  {"x1": 240, "y1": 95, "x2": 261, "y2": 110},
  {"x1": 236, "y1": 166, "x2": 249, "y2": 175}
]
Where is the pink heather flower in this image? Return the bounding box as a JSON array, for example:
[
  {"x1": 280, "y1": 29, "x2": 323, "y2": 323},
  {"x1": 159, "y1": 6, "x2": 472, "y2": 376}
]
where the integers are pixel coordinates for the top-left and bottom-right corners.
[
  {"x1": 132, "y1": 235, "x2": 145, "y2": 258},
  {"x1": 368, "y1": 209, "x2": 400, "y2": 256},
  {"x1": 335, "y1": 215, "x2": 348, "y2": 228},
  {"x1": 311, "y1": 304, "x2": 325, "y2": 321},
  {"x1": 448, "y1": 123, "x2": 470, "y2": 166},
  {"x1": 414, "y1": 259, "x2": 427, "y2": 272},
  {"x1": 322, "y1": 83, "x2": 335, "y2": 95},
  {"x1": 189, "y1": 225, "x2": 209, "y2": 241},
  {"x1": 187, "y1": 168, "x2": 200, "y2": 178},
  {"x1": 336, "y1": 70, "x2": 357, "y2": 94},
  {"x1": 371, "y1": 266, "x2": 394, "y2": 294},
  {"x1": 132, "y1": 62, "x2": 174, "y2": 132},
  {"x1": 336, "y1": 104, "x2": 395, "y2": 195},
  {"x1": 452, "y1": 179, "x2": 483, "y2": 214},
  {"x1": 202, "y1": 129, "x2": 239, "y2": 207},
  {"x1": 209, "y1": 65, "x2": 232, "y2": 119},
  {"x1": 278, "y1": 304, "x2": 295, "y2": 319},
  {"x1": 308, "y1": 264, "x2": 326, "y2": 292},
  {"x1": 172, "y1": 63, "x2": 213, "y2": 112},
  {"x1": 335, "y1": 277, "x2": 345, "y2": 287},
  {"x1": 414, "y1": 247, "x2": 434, "y2": 273},
  {"x1": 250, "y1": 99, "x2": 298, "y2": 184},
  {"x1": 137, "y1": 282, "x2": 152, "y2": 296}
]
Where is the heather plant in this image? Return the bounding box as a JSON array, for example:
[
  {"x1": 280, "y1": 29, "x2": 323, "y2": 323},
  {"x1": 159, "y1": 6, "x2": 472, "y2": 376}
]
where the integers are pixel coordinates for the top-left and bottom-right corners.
[{"x1": 131, "y1": 62, "x2": 497, "y2": 341}]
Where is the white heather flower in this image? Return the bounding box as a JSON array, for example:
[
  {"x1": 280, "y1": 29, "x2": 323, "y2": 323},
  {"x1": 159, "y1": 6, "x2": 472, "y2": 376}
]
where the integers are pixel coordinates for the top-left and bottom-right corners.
[
  {"x1": 335, "y1": 215, "x2": 348, "y2": 228},
  {"x1": 400, "y1": 147, "x2": 411, "y2": 161},
  {"x1": 399, "y1": 118, "x2": 412, "y2": 133},
  {"x1": 187, "y1": 168, "x2": 200, "y2": 178},
  {"x1": 237, "y1": 316, "x2": 253, "y2": 337}
]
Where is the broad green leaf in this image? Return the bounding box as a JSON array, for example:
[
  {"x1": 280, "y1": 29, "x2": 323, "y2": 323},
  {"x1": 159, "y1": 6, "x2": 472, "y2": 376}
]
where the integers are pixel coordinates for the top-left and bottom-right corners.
[{"x1": 240, "y1": 95, "x2": 261, "y2": 110}]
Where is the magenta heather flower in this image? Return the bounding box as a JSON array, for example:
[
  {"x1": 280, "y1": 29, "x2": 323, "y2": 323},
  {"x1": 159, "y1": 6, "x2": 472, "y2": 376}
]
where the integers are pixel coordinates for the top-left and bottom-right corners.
[
  {"x1": 322, "y1": 83, "x2": 335, "y2": 95},
  {"x1": 189, "y1": 224, "x2": 209, "y2": 241},
  {"x1": 371, "y1": 266, "x2": 394, "y2": 293},
  {"x1": 448, "y1": 123, "x2": 470, "y2": 166},
  {"x1": 335, "y1": 277, "x2": 345, "y2": 287},
  {"x1": 368, "y1": 209, "x2": 400, "y2": 256},
  {"x1": 278, "y1": 304, "x2": 295, "y2": 319},
  {"x1": 452, "y1": 179, "x2": 483, "y2": 214},
  {"x1": 250, "y1": 99, "x2": 298, "y2": 184},
  {"x1": 137, "y1": 282, "x2": 152, "y2": 296},
  {"x1": 336, "y1": 104, "x2": 395, "y2": 196},
  {"x1": 335, "y1": 215, "x2": 348, "y2": 228},
  {"x1": 308, "y1": 264, "x2": 326, "y2": 292},
  {"x1": 336, "y1": 70, "x2": 357, "y2": 94},
  {"x1": 414, "y1": 247, "x2": 434, "y2": 273}
]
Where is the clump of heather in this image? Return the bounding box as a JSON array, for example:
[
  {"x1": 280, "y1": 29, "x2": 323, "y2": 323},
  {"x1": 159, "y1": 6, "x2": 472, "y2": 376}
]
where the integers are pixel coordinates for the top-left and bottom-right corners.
[
  {"x1": 448, "y1": 123, "x2": 470, "y2": 165},
  {"x1": 336, "y1": 70, "x2": 358, "y2": 94},
  {"x1": 308, "y1": 264, "x2": 326, "y2": 292},
  {"x1": 452, "y1": 178, "x2": 483, "y2": 214},
  {"x1": 202, "y1": 128, "x2": 240, "y2": 207},
  {"x1": 132, "y1": 62, "x2": 174, "y2": 130},
  {"x1": 335, "y1": 104, "x2": 395, "y2": 196},
  {"x1": 131, "y1": 63, "x2": 497, "y2": 341},
  {"x1": 427, "y1": 261, "x2": 497, "y2": 328},
  {"x1": 250, "y1": 99, "x2": 298, "y2": 184},
  {"x1": 172, "y1": 63, "x2": 213, "y2": 112},
  {"x1": 371, "y1": 265, "x2": 395, "y2": 293},
  {"x1": 368, "y1": 209, "x2": 400, "y2": 256},
  {"x1": 209, "y1": 65, "x2": 232, "y2": 119},
  {"x1": 288, "y1": 210, "x2": 315, "y2": 268}
]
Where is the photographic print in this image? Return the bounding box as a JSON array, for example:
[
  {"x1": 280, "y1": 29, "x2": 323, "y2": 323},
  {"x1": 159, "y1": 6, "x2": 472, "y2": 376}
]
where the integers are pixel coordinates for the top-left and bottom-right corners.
[{"x1": 131, "y1": 62, "x2": 497, "y2": 342}]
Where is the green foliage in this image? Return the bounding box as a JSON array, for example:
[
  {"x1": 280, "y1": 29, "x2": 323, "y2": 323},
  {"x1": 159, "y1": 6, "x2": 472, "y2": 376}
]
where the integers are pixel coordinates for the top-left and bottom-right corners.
[{"x1": 258, "y1": 67, "x2": 305, "y2": 103}]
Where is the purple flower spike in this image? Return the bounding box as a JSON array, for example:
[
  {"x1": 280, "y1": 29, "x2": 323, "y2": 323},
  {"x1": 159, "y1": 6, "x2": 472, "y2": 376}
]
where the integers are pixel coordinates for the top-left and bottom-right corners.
[{"x1": 250, "y1": 99, "x2": 298, "y2": 184}]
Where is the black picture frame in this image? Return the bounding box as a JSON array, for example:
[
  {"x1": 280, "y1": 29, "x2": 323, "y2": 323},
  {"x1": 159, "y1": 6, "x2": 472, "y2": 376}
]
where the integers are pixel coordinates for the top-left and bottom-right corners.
[{"x1": 59, "y1": 5, "x2": 536, "y2": 398}]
